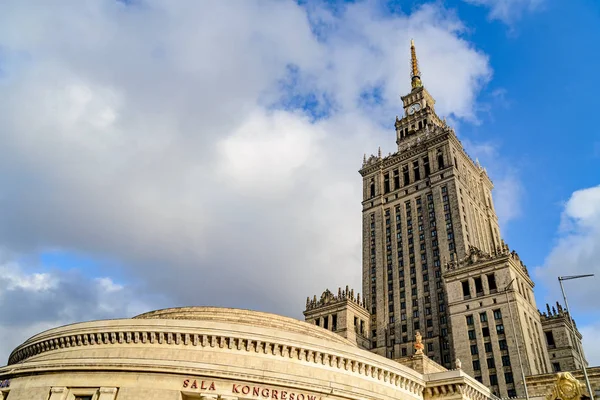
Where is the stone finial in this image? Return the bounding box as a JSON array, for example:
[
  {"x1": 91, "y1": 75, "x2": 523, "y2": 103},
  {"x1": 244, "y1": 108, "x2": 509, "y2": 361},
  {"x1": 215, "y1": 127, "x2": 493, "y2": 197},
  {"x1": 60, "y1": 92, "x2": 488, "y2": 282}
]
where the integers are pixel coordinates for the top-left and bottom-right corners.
[
  {"x1": 338, "y1": 287, "x2": 342, "y2": 298},
  {"x1": 547, "y1": 303, "x2": 552, "y2": 315},
  {"x1": 357, "y1": 293, "x2": 361, "y2": 304},
  {"x1": 350, "y1": 289, "x2": 354, "y2": 300},
  {"x1": 363, "y1": 153, "x2": 366, "y2": 164},
  {"x1": 552, "y1": 306, "x2": 557, "y2": 315},
  {"x1": 378, "y1": 147, "x2": 382, "y2": 158},
  {"x1": 306, "y1": 297, "x2": 310, "y2": 308}
]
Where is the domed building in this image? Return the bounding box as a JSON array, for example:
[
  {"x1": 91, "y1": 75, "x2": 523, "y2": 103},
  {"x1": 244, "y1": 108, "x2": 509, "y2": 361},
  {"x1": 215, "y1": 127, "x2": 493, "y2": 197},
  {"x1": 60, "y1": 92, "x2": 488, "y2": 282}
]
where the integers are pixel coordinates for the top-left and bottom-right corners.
[{"x1": 0, "y1": 307, "x2": 494, "y2": 400}]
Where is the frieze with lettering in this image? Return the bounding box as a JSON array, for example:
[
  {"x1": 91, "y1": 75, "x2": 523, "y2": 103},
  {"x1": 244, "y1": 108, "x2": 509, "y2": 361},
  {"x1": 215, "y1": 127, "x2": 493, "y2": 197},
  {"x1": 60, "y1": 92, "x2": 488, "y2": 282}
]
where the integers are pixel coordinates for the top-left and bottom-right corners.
[{"x1": 182, "y1": 379, "x2": 320, "y2": 400}]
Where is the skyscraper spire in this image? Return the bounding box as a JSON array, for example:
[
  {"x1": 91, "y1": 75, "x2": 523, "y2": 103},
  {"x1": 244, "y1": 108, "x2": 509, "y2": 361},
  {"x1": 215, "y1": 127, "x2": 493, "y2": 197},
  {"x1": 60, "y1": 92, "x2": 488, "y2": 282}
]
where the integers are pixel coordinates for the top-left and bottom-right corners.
[{"x1": 410, "y1": 39, "x2": 422, "y2": 90}]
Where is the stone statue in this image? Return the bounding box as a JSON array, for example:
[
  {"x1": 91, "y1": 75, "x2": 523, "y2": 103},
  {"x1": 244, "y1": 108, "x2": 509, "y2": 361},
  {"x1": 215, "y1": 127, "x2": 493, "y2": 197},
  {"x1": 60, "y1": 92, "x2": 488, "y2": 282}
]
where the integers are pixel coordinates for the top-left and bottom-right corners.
[
  {"x1": 456, "y1": 358, "x2": 462, "y2": 369},
  {"x1": 414, "y1": 331, "x2": 424, "y2": 355}
]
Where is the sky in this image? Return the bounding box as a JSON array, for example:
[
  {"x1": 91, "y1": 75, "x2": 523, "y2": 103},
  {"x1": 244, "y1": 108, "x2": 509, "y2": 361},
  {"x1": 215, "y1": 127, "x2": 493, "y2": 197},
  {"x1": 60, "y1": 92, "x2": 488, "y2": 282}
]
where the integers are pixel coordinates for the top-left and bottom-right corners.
[{"x1": 0, "y1": 0, "x2": 599, "y2": 367}]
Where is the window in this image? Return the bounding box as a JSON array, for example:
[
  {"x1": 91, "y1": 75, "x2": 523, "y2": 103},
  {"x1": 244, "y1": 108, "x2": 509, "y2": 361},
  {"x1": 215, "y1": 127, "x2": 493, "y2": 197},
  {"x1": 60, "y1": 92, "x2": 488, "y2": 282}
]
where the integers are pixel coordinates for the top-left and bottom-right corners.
[
  {"x1": 553, "y1": 362, "x2": 561, "y2": 372},
  {"x1": 461, "y1": 281, "x2": 471, "y2": 298},
  {"x1": 485, "y1": 342, "x2": 492, "y2": 353},
  {"x1": 470, "y1": 344, "x2": 478, "y2": 355},
  {"x1": 466, "y1": 315, "x2": 474, "y2": 325},
  {"x1": 75, "y1": 397, "x2": 93, "y2": 400},
  {"x1": 413, "y1": 161, "x2": 421, "y2": 181},
  {"x1": 403, "y1": 165, "x2": 410, "y2": 185},
  {"x1": 496, "y1": 324, "x2": 504, "y2": 334},
  {"x1": 505, "y1": 372, "x2": 514, "y2": 384},
  {"x1": 384, "y1": 173, "x2": 390, "y2": 193},
  {"x1": 438, "y1": 152, "x2": 445, "y2": 169},
  {"x1": 332, "y1": 314, "x2": 338, "y2": 331},
  {"x1": 502, "y1": 355, "x2": 511, "y2": 366},
  {"x1": 424, "y1": 157, "x2": 431, "y2": 176},
  {"x1": 402, "y1": 347, "x2": 407, "y2": 356},
  {"x1": 482, "y1": 327, "x2": 490, "y2": 337},
  {"x1": 545, "y1": 331, "x2": 556, "y2": 347},
  {"x1": 473, "y1": 360, "x2": 481, "y2": 371},
  {"x1": 468, "y1": 330, "x2": 476, "y2": 340},
  {"x1": 487, "y1": 273, "x2": 497, "y2": 292},
  {"x1": 487, "y1": 358, "x2": 495, "y2": 369},
  {"x1": 508, "y1": 389, "x2": 517, "y2": 398},
  {"x1": 393, "y1": 169, "x2": 400, "y2": 189},
  {"x1": 499, "y1": 339, "x2": 507, "y2": 350},
  {"x1": 474, "y1": 277, "x2": 483, "y2": 295},
  {"x1": 493, "y1": 309, "x2": 502, "y2": 320},
  {"x1": 480, "y1": 312, "x2": 487, "y2": 322},
  {"x1": 489, "y1": 374, "x2": 498, "y2": 385}
]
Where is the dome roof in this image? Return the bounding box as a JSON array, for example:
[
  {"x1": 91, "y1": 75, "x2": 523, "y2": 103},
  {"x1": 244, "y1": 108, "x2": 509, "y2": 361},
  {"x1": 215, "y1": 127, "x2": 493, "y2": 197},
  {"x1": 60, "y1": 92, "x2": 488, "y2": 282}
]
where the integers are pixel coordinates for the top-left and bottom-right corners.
[{"x1": 133, "y1": 306, "x2": 352, "y2": 345}]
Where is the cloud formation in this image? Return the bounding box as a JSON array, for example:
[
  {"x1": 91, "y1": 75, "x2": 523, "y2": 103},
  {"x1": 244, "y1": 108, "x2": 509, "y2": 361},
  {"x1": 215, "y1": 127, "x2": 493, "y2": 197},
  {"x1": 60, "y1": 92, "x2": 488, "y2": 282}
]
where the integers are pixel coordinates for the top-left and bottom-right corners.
[
  {"x1": 463, "y1": 0, "x2": 544, "y2": 24},
  {"x1": 0, "y1": 0, "x2": 496, "y2": 363},
  {"x1": 535, "y1": 185, "x2": 600, "y2": 308}
]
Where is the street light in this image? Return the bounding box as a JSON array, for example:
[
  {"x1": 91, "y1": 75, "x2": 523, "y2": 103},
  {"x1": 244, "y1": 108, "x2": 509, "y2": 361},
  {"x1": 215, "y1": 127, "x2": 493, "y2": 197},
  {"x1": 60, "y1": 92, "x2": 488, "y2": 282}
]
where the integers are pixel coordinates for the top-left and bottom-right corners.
[
  {"x1": 504, "y1": 278, "x2": 529, "y2": 400},
  {"x1": 558, "y1": 274, "x2": 595, "y2": 400}
]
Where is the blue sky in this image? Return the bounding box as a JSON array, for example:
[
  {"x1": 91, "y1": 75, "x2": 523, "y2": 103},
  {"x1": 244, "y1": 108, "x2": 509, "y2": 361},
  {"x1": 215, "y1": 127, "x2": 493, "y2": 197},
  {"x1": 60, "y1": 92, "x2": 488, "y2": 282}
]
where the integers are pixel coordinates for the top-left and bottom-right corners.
[{"x1": 0, "y1": 0, "x2": 599, "y2": 365}]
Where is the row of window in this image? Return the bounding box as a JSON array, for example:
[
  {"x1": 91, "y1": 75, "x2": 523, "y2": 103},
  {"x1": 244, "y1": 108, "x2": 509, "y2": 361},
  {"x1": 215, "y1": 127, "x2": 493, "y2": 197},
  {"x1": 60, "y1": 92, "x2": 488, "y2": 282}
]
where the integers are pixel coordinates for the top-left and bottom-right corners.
[
  {"x1": 368, "y1": 150, "x2": 446, "y2": 198},
  {"x1": 468, "y1": 323, "x2": 505, "y2": 339},
  {"x1": 472, "y1": 354, "x2": 512, "y2": 370},
  {"x1": 314, "y1": 314, "x2": 338, "y2": 331},
  {"x1": 461, "y1": 273, "x2": 497, "y2": 299}
]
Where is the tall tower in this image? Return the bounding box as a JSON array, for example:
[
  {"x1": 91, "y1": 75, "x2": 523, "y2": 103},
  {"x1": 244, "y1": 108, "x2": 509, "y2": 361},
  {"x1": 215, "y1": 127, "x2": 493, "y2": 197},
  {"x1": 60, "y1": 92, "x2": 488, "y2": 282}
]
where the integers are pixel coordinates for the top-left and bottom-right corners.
[{"x1": 359, "y1": 40, "x2": 502, "y2": 367}]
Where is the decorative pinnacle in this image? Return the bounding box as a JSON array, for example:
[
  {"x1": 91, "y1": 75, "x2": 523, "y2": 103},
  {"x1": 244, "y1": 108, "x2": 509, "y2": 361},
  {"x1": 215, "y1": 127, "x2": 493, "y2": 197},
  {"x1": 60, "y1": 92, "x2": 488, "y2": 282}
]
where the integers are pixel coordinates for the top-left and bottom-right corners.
[{"x1": 410, "y1": 39, "x2": 422, "y2": 90}]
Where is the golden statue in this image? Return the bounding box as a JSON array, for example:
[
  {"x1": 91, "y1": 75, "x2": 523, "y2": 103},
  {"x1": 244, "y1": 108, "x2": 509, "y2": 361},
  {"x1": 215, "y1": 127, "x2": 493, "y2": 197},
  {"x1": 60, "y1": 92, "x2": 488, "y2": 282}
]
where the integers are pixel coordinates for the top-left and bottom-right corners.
[{"x1": 547, "y1": 372, "x2": 583, "y2": 400}]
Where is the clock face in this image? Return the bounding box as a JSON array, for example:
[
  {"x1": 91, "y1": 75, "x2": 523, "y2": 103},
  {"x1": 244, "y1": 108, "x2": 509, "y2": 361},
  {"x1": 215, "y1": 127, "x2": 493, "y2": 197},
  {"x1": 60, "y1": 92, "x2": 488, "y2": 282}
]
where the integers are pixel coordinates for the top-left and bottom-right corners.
[{"x1": 408, "y1": 103, "x2": 421, "y2": 115}]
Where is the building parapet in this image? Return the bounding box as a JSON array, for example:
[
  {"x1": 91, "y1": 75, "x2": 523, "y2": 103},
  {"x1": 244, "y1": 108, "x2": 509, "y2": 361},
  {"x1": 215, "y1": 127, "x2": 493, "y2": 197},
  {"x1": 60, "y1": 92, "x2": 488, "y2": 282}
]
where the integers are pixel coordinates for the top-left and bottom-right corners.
[
  {"x1": 305, "y1": 287, "x2": 367, "y2": 312},
  {"x1": 444, "y1": 244, "x2": 530, "y2": 278}
]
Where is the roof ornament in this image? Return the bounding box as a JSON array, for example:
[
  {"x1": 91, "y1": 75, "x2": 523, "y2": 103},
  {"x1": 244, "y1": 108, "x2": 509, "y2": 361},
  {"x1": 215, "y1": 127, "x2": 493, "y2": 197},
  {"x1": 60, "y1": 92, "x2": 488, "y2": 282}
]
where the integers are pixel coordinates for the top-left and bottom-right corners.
[{"x1": 410, "y1": 39, "x2": 423, "y2": 90}]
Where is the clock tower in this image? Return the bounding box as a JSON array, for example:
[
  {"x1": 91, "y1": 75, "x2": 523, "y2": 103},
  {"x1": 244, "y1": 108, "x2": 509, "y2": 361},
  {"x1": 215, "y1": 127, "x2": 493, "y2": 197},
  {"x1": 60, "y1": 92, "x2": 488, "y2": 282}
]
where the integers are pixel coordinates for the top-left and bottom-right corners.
[{"x1": 395, "y1": 40, "x2": 443, "y2": 146}]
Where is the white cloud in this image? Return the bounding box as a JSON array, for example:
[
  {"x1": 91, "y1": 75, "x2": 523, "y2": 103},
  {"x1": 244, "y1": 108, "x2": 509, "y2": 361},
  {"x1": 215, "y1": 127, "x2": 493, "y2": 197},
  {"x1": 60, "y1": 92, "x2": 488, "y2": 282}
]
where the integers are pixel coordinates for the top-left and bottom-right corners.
[
  {"x1": 0, "y1": 261, "x2": 157, "y2": 363},
  {"x1": 0, "y1": 0, "x2": 496, "y2": 362},
  {"x1": 463, "y1": 0, "x2": 544, "y2": 24},
  {"x1": 535, "y1": 185, "x2": 600, "y2": 312},
  {"x1": 580, "y1": 323, "x2": 600, "y2": 366}
]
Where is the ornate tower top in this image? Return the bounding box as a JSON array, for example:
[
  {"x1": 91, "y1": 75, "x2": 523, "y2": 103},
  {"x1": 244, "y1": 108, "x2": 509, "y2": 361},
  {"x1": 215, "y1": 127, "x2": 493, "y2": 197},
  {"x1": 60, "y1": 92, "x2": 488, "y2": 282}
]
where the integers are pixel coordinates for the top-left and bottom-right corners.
[{"x1": 410, "y1": 39, "x2": 422, "y2": 90}]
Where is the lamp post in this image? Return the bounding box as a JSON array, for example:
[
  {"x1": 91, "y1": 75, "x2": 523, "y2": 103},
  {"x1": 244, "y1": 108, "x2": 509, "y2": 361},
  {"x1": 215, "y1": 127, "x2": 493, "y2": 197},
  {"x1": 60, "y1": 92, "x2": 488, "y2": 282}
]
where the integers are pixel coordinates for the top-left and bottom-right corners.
[
  {"x1": 558, "y1": 274, "x2": 595, "y2": 400},
  {"x1": 504, "y1": 278, "x2": 529, "y2": 400}
]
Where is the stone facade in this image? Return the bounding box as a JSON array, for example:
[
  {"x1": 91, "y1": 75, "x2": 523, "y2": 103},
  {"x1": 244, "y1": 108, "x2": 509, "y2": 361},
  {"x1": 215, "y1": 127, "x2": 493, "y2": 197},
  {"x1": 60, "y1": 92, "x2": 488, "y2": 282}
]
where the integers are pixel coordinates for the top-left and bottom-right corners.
[
  {"x1": 540, "y1": 302, "x2": 586, "y2": 372},
  {"x1": 0, "y1": 307, "x2": 500, "y2": 400},
  {"x1": 444, "y1": 246, "x2": 552, "y2": 398}
]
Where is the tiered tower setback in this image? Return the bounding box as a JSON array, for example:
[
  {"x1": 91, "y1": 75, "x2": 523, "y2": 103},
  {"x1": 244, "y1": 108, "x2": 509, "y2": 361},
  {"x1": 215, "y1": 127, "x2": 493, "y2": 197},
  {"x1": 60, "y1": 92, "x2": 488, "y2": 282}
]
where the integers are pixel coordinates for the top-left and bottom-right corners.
[
  {"x1": 359, "y1": 39, "x2": 502, "y2": 366},
  {"x1": 303, "y1": 39, "x2": 584, "y2": 399}
]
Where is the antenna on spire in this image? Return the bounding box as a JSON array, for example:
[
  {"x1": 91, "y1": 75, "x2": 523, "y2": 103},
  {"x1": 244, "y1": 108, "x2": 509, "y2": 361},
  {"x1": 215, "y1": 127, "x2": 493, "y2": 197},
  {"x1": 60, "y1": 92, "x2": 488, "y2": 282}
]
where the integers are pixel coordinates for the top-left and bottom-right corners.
[{"x1": 410, "y1": 39, "x2": 423, "y2": 90}]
